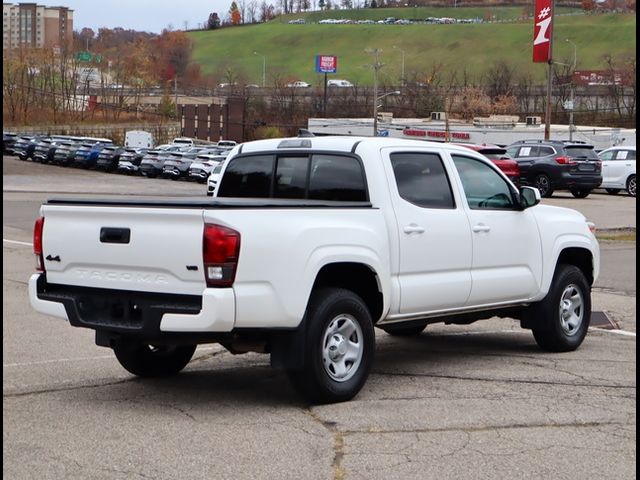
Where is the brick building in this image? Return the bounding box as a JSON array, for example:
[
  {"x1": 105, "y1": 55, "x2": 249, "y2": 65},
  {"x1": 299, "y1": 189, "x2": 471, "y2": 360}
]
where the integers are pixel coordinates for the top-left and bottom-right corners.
[{"x1": 3, "y1": 2, "x2": 73, "y2": 50}]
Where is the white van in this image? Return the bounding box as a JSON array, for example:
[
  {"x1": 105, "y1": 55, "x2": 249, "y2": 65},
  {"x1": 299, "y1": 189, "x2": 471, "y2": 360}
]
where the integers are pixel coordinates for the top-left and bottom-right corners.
[
  {"x1": 125, "y1": 131, "x2": 154, "y2": 149},
  {"x1": 327, "y1": 79, "x2": 354, "y2": 88}
]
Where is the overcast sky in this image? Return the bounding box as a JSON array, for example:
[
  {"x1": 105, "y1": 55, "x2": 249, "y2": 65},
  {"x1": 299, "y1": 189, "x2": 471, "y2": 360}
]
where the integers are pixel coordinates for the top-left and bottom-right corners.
[{"x1": 36, "y1": 0, "x2": 227, "y2": 33}]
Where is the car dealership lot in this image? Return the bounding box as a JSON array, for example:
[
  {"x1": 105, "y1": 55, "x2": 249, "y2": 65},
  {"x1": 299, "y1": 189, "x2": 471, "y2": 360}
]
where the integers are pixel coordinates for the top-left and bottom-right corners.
[{"x1": 3, "y1": 156, "x2": 636, "y2": 479}]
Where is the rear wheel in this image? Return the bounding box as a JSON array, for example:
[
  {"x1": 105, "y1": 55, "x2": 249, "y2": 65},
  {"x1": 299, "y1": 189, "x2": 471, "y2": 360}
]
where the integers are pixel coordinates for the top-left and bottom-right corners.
[
  {"x1": 627, "y1": 175, "x2": 636, "y2": 197},
  {"x1": 287, "y1": 288, "x2": 374, "y2": 404},
  {"x1": 113, "y1": 340, "x2": 196, "y2": 377},
  {"x1": 606, "y1": 189, "x2": 620, "y2": 195},
  {"x1": 570, "y1": 188, "x2": 591, "y2": 198},
  {"x1": 526, "y1": 264, "x2": 591, "y2": 352},
  {"x1": 535, "y1": 174, "x2": 553, "y2": 197}
]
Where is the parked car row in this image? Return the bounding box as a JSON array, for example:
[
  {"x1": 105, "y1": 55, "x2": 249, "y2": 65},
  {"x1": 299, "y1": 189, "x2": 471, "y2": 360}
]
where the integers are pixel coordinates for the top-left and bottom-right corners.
[
  {"x1": 3, "y1": 132, "x2": 235, "y2": 184},
  {"x1": 3, "y1": 132, "x2": 634, "y2": 197}
]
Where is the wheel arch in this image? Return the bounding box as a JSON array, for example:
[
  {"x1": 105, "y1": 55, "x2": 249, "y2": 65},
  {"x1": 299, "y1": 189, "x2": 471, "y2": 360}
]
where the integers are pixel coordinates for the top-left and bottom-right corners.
[
  {"x1": 311, "y1": 262, "x2": 385, "y2": 323},
  {"x1": 555, "y1": 247, "x2": 594, "y2": 286}
]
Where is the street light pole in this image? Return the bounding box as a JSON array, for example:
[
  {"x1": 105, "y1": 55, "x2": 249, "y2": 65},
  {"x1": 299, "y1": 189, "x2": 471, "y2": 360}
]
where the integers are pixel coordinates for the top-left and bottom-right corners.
[
  {"x1": 254, "y1": 51, "x2": 266, "y2": 87},
  {"x1": 393, "y1": 45, "x2": 405, "y2": 86},
  {"x1": 366, "y1": 48, "x2": 384, "y2": 136},
  {"x1": 566, "y1": 38, "x2": 577, "y2": 141},
  {"x1": 374, "y1": 90, "x2": 401, "y2": 137}
]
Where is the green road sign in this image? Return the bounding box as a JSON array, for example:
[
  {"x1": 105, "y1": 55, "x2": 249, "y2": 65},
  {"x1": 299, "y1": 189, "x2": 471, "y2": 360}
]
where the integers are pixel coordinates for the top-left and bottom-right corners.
[
  {"x1": 94, "y1": 54, "x2": 103, "y2": 63},
  {"x1": 77, "y1": 51, "x2": 92, "y2": 62}
]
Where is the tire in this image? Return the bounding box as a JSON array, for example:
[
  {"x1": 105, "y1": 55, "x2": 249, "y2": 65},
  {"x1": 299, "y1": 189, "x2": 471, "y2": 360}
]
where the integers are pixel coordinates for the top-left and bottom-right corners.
[
  {"x1": 606, "y1": 189, "x2": 620, "y2": 195},
  {"x1": 627, "y1": 175, "x2": 636, "y2": 197},
  {"x1": 534, "y1": 174, "x2": 553, "y2": 198},
  {"x1": 112, "y1": 340, "x2": 196, "y2": 377},
  {"x1": 527, "y1": 264, "x2": 591, "y2": 352},
  {"x1": 382, "y1": 323, "x2": 427, "y2": 336},
  {"x1": 287, "y1": 288, "x2": 375, "y2": 404},
  {"x1": 570, "y1": 189, "x2": 591, "y2": 198}
]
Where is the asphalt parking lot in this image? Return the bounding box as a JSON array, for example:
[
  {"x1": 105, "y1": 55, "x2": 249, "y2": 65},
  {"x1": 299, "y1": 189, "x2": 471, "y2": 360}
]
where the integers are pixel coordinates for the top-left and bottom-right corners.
[{"x1": 3, "y1": 156, "x2": 636, "y2": 479}]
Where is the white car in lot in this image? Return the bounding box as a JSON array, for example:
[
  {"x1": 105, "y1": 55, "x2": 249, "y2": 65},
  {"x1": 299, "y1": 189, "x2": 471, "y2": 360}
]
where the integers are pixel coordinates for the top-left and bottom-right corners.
[
  {"x1": 206, "y1": 161, "x2": 225, "y2": 196},
  {"x1": 327, "y1": 79, "x2": 354, "y2": 88},
  {"x1": 598, "y1": 146, "x2": 636, "y2": 197},
  {"x1": 286, "y1": 81, "x2": 311, "y2": 88}
]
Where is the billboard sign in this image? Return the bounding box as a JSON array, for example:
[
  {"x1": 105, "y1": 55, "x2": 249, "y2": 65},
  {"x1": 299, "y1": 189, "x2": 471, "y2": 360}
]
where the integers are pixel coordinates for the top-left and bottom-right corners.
[
  {"x1": 316, "y1": 55, "x2": 337, "y2": 74},
  {"x1": 573, "y1": 70, "x2": 624, "y2": 86},
  {"x1": 533, "y1": 0, "x2": 554, "y2": 63}
]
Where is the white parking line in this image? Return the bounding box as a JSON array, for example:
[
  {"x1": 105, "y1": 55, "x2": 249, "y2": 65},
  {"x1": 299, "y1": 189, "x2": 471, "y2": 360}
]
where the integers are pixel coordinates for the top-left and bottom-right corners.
[
  {"x1": 3, "y1": 355, "x2": 114, "y2": 367},
  {"x1": 590, "y1": 327, "x2": 636, "y2": 337},
  {"x1": 2, "y1": 346, "x2": 220, "y2": 368},
  {"x1": 3, "y1": 239, "x2": 32, "y2": 247}
]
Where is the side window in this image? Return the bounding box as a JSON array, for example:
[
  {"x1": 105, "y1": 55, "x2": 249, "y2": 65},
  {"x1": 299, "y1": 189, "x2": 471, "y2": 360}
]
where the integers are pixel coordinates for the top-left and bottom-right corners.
[
  {"x1": 452, "y1": 155, "x2": 517, "y2": 210},
  {"x1": 599, "y1": 150, "x2": 615, "y2": 161},
  {"x1": 538, "y1": 147, "x2": 555, "y2": 157},
  {"x1": 217, "y1": 155, "x2": 274, "y2": 197},
  {"x1": 506, "y1": 146, "x2": 519, "y2": 158},
  {"x1": 390, "y1": 152, "x2": 455, "y2": 209},
  {"x1": 275, "y1": 156, "x2": 309, "y2": 199},
  {"x1": 517, "y1": 146, "x2": 538, "y2": 157},
  {"x1": 309, "y1": 155, "x2": 367, "y2": 201},
  {"x1": 616, "y1": 150, "x2": 635, "y2": 160}
]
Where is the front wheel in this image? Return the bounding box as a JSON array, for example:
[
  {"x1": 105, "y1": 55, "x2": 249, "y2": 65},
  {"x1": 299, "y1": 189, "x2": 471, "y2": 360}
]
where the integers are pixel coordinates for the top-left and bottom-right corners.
[
  {"x1": 113, "y1": 341, "x2": 196, "y2": 377},
  {"x1": 535, "y1": 174, "x2": 553, "y2": 198},
  {"x1": 527, "y1": 264, "x2": 591, "y2": 352},
  {"x1": 287, "y1": 288, "x2": 375, "y2": 404},
  {"x1": 570, "y1": 188, "x2": 591, "y2": 198},
  {"x1": 627, "y1": 175, "x2": 636, "y2": 197}
]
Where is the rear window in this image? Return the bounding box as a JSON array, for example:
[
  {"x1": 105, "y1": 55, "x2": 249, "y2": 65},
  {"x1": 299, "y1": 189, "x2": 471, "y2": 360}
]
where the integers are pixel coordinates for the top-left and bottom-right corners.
[
  {"x1": 565, "y1": 146, "x2": 598, "y2": 159},
  {"x1": 478, "y1": 148, "x2": 510, "y2": 160},
  {"x1": 217, "y1": 153, "x2": 367, "y2": 201}
]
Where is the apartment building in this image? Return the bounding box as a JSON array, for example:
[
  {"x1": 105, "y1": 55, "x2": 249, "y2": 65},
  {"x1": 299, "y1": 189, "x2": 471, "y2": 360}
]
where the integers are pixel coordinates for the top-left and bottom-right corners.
[{"x1": 3, "y1": 2, "x2": 73, "y2": 50}]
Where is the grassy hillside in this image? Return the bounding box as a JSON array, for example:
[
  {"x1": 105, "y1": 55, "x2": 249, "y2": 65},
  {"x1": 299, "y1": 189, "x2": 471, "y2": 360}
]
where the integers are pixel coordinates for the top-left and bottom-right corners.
[{"x1": 189, "y1": 9, "x2": 636, "y2": 86}]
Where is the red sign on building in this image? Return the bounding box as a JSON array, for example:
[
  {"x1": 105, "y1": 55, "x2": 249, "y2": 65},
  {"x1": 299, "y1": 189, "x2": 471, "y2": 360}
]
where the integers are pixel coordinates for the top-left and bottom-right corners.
[
  {"x1": 533, "y1": 0, "x2": 554, "y2": 63},
  {"x1": 403, "y1": 129, "x2": 470, "y2": 140}
]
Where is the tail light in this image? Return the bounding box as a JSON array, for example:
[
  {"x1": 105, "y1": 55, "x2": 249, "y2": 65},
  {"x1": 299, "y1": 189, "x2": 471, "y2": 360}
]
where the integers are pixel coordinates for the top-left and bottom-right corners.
[
  {"x1": 555, "y1": 156, "x2": 577, "y2": 165},
  {"x1": 33, "y1": 216, "x2": 45, "y2": 272},
  {"x1": 203, "y1": 224, "x2": 240, "y2": 287}
]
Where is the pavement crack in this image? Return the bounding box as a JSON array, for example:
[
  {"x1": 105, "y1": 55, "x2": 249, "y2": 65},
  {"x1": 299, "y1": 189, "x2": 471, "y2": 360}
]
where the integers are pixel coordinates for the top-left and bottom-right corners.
[
  {"x1": 343, "y1": 420, "x2": 632, "y2": 435},
  {"x1": 305, "y1": 408, "x2": 346, "y2": 480},
  {"x1": 371, "y1": 370, "x2": 635, "y2": 389},
  {"x1": 3, "y1": 378, "x2": 136, "y2": 398}
]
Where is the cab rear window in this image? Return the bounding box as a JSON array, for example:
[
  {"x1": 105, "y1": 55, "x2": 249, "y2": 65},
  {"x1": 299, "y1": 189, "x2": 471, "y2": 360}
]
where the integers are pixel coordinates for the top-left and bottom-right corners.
[{"x1": 217, "y1": 153, "x2": 367, "y2": 201}]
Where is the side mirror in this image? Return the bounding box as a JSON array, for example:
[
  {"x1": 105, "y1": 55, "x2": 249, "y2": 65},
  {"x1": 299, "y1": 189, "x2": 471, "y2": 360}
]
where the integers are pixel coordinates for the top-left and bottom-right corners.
[{"x1": 520, "y1": 186, "x2": 541, "y2": 209}]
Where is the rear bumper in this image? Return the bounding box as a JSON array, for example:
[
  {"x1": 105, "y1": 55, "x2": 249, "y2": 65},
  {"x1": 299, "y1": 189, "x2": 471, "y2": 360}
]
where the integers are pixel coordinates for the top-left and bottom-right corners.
[{"x1": 29, "y1": 274, "x2": 236, "y2": 336}]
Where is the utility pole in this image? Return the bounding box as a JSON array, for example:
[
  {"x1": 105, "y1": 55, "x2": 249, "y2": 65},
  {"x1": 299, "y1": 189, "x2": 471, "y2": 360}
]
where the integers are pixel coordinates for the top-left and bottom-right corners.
[
  {"x1": 566, "y1": 38, "x2": 577, "y2": 141},
  {"x1": 366, "y1": 48, "x2": 384, "y2": 137}
]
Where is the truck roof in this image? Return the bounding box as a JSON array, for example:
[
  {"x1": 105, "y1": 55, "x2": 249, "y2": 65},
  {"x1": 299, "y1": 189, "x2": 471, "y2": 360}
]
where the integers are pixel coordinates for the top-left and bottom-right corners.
[{"x1": 238, "y1": 135, "x2": 484, "y2": 157}]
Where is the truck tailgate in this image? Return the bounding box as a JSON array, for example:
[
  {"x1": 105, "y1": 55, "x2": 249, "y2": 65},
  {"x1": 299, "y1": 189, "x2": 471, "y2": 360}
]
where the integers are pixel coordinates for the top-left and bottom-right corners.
[{"x1": 41, "y1": 204, "x2": 206, "y2": 296}]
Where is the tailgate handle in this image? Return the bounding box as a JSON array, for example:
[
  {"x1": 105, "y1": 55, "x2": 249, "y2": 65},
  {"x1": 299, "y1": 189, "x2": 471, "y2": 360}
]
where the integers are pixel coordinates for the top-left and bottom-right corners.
[{"x1": 100, "y1": 227, "x2": 131, "y2": 244}]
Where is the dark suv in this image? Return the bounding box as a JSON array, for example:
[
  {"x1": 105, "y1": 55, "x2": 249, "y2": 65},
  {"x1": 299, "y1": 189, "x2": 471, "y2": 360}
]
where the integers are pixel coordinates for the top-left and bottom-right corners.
[{"x1": 506, "y1": 140, "x2": 602, "y2": 198}]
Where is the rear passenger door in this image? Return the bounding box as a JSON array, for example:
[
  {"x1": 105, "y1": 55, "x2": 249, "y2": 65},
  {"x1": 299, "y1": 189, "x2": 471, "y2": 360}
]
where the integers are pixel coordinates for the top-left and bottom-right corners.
[{"x1": 382, "y1": 148, "x2": 473, "y2": 314}]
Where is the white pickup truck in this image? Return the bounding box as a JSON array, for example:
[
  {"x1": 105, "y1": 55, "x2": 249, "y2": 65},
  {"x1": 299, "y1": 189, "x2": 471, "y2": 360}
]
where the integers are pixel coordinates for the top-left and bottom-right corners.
[{"x1": 29, "y1": 136, "x2": 599, "y2": 404}]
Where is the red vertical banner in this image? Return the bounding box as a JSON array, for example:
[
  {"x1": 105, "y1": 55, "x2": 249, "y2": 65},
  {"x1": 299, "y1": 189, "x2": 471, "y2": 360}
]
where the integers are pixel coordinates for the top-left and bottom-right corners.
[{"x1": 533, "y1": 0, "x2": 554, "y2": 63}]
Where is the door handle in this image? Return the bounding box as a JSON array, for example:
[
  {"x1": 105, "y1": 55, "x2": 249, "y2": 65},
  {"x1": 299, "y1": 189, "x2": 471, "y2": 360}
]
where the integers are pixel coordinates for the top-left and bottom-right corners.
[
  {"x1": 472, "y1": 224, "x2": 491, "y2": 233},
  {"x1": 403, "y1": 224, "x2": 425, "y2": 234}
]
